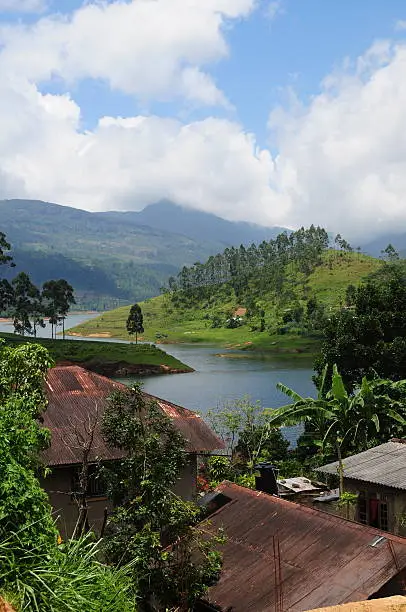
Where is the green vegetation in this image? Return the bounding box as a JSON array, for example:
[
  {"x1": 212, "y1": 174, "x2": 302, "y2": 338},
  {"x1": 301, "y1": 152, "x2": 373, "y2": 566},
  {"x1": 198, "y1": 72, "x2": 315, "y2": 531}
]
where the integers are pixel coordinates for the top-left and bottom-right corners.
[
  {"x1": 315, "y1": 260, "x2": 406, "y2": 388},
  {"x1": 0, "y1": 199, "x2": 281, "y2": 309},
  {"x1": 101, "y1": 385, "x2": 223, "y2": 610},
  {"x1": 70, "y1": 247, "x2": 381, "y2": 355},
  {"x1": 0, "y1": 333, "x2": 192, "y2": 374},
  {"x1": 0, "y1": 340, "x2": 137, "y2": 611}
]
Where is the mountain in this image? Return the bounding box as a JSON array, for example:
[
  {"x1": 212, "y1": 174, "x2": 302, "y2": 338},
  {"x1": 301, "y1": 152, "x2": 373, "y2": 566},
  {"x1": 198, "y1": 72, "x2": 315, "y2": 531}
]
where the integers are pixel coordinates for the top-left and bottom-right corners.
[
  {"x1": 0, "y1": 199, "x2": 283, "y2": 308},
  {"x1": 361, "y1": 233, "x2": 406, "y2": 258},
  {"x1": 101, "y1": 200, "x2": 284, "y2": 247}
]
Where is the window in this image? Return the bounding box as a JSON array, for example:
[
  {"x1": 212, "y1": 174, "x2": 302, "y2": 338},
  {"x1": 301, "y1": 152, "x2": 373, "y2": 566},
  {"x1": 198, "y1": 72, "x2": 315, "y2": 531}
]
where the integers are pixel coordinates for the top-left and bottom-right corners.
[{"x1": 71, "y1": 464, "x2": 106, "y2": 499}]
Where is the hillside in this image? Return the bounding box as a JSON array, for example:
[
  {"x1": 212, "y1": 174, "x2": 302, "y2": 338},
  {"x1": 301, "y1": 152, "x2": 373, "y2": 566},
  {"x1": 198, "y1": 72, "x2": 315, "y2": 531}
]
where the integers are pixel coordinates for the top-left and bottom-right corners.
[
  {"x1": 69, "y1": 251, "x2": 382, "y2": 354},
  {"x1": 0, "y1": 199, "x2": 282, "y2": 309}
]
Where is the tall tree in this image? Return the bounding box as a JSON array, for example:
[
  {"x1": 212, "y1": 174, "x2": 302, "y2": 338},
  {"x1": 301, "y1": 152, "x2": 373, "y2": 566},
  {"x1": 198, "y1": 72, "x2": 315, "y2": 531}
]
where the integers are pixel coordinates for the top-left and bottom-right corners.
[
  {"x1": 42, "y1": 279, "x2": 75, "y2": 339},
  {"x1": 10, "y1": 272, "x2": 40, "y2": 336},
  {"x1": 0, "y1": 232, "x2": 14, "y2": 268},
  {"x1": 126, "y1": 303, "x2": 144, "y2": 344},
  {"x1": 101, "y1": 385, "x2": 222, "y2": 610}
]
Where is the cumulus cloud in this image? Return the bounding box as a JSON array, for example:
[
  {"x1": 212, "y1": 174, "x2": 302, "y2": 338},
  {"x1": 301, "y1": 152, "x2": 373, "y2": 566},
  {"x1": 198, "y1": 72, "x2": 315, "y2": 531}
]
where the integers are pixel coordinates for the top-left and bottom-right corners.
[
  {"x1": 0, "y1": 0, "x2": 255, "y2": 105},
  {"x1": 0, "y1": 0, "x2": 47, "y2": 12},
  {"x1": 1, "y1": 2, "x2": 406, "y2": 241}
]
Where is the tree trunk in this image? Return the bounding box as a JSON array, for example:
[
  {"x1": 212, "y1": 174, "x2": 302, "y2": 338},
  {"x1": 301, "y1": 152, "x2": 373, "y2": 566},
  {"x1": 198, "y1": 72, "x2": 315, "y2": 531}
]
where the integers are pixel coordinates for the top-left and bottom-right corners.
[
  {"x1": 62, "y1": 317, "x2": 65, "y2": 340},
  {"x1": 136, "y1": 331, "x2": 138, "y2": 344}
]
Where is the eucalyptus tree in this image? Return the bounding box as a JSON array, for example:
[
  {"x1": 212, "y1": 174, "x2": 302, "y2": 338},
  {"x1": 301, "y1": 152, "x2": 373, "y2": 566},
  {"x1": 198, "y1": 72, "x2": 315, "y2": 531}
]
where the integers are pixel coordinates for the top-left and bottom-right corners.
[
  {"x1": 126, "y1": 303, "x2": 144, "y2": 344},
  {"x1": 42, "y1": 279, "x2": 75, "y2": 339}
]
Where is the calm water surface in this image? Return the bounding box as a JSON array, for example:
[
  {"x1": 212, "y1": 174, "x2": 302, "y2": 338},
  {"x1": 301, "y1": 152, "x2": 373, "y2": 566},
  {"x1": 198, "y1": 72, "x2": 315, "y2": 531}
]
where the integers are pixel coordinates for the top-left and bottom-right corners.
[
  {"x1": 0, "y1": 313, "x2": 100, "y2": 338},
  {"x1": 0, "y1": 313, "x2": 314, "y2": 444},
  {"x1": 117, "y1": 344, "x2": 315, "y2": 445}
]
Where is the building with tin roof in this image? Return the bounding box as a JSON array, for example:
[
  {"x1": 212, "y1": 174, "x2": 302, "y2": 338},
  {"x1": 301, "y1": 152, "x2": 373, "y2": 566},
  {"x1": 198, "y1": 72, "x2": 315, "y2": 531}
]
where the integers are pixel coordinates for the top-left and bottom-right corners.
[
  {"x1": 199, "y1": 482, "x2": 406, "y2": 612},
  {"x1": 41, "y1": 365, "x2": 224, "y2": 536},
  {"x1": 317, "y1": 440, "x2": 406, "y2": 536}
]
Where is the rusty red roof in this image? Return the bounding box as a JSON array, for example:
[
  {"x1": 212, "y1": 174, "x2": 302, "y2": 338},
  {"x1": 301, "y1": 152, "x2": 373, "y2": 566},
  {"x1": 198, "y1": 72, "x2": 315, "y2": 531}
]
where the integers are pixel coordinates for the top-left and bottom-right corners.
[
  {"x1": 205, "y1": 482, "x2": 406, "y2": 612},
  {"x1": 42, "y1": 365, "x2": 224, "y2": 466}
]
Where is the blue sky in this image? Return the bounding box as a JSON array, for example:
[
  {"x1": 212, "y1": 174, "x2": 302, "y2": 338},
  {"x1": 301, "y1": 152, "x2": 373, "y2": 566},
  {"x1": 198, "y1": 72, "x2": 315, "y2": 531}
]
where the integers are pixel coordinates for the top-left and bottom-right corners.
[{"x1": 1, "y1": 0, "x2": 406, "y2": 238}]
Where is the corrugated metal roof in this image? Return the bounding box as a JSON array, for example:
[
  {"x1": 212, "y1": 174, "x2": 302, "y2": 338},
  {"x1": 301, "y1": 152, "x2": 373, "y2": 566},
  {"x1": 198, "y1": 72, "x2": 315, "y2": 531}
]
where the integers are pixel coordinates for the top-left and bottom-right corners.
[
  {"x1": 42, "y1": 365, "x2": 224, "y2": 466},
  {"x1": 317, "y1": 441, "x2": 406, "y2": 489},
  {"x1": 205, "y1": 482, "x2": 406, "y2": 612},
  {"x1": 307, "y1": 595, "x2": 406, "y2": 612}
]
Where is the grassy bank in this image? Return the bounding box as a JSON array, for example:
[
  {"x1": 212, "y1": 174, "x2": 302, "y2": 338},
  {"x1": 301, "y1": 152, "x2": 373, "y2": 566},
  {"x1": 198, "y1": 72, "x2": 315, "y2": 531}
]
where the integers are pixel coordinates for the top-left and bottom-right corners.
[
  {"x1": 0, "y1": 333, "x2": 192, "y2": 375},
  {"x1": 67, "y1": 296, "x2": 321, "y2": 356},
  {"x1": 68, "y1": 252, "x2": 381, "y2": 356}
]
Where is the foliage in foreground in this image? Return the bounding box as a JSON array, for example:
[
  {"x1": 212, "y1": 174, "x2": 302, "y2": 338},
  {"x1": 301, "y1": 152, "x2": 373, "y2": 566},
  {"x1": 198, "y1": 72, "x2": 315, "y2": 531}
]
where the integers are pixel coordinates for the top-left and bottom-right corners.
[
  {"x1": 202, "y1": 397, "x2": 290, "y2": 490},
  {"x1": 101, "y1": 385, "x2": 223, "y2": 611},
  {"x1": 0, "y1": 340, "x2": 137, "y2": 611},
  {"x1": 269, "y1": 365, "x2": 406, "y2": 462},
  {"x1": 1, "y1": 535, "x2": 137, "y2": 612}
]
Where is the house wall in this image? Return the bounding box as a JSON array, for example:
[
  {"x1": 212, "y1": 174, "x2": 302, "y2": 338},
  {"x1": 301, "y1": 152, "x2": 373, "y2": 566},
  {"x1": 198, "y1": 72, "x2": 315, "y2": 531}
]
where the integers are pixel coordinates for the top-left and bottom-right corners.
[
  {"x1": 42, "y1": 454, "x2": 199, "y2": 538},
  {"x1": 40, "y1": 467, "x2": 113, "y2": 540},
  {"x1": 342, "y1": 478, "x2": 406, "y2": 536}
]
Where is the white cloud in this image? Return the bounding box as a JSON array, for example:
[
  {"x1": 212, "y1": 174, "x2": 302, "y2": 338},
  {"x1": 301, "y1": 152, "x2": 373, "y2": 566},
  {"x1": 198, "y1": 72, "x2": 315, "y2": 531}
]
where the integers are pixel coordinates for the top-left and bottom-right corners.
[
  {"x1": 395, "y1": 19, "x2": 406, "y2": 31},
  {"x1": 266, "y1": 41, "x2": 406, "y2": 238},
  {"x1": 0, "y1": 0, "x2": 47, "y2": 12},
  {"x1": 1, "y1": 4, "x2": 406, "y2": 241},
  {"x1": 0, "y1": 0, "x2": 255, "y2": 105}
]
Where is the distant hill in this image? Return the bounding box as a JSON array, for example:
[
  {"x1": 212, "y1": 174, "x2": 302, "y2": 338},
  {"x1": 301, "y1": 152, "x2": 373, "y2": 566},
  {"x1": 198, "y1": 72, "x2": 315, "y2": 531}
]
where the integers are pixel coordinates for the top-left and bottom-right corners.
[
  {"x1": 361, "y1": 233, "x2": 406, "y2": 258},
  {"x1": 70, "y1": 250, "x2": 382, "y2": 353},
  {"x1": 0, "y1": 199, "x2": 283, "y2": 308}
]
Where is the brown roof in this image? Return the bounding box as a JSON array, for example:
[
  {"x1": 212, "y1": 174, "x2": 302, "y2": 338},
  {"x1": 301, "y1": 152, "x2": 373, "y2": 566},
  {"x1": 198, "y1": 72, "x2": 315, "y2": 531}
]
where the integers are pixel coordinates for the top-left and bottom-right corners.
[
  {"x1": 205, "y1": 482, "x2": 406, "y2": 612},
  {"x1": 42, "y1": 365, "x2": 224, "y2": 466},
  {"x1": 308, "y1": 596, "x2": 406, "y2": 612}
]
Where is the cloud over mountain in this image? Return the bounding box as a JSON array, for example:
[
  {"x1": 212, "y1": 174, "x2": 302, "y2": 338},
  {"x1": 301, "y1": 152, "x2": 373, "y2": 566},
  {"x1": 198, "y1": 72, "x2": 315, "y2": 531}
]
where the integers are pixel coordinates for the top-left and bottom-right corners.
[{"x1": 0, "y1": 1, "x2": 406, "y2": 240}]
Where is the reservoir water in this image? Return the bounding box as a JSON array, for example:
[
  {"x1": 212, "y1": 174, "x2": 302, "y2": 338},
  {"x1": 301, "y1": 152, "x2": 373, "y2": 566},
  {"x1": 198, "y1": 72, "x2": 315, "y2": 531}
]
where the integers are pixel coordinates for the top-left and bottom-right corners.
[
  {"x1": 0, "y1": 314, "x2": 315, "y2": 443},
  {"x1": 116, "y1": 344, "x2": 315, "y2": 445}
]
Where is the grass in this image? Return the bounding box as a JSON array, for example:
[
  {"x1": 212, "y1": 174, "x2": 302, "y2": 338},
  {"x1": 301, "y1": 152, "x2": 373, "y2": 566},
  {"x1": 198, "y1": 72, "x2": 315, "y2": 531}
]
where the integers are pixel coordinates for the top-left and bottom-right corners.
[
  {"x1": 0, "y1": 332, "x2": 192, "y2": 374},
  {"x1": 69, "y1": 251, "x2": 382, "y2": 356},
  {"x1": 0, "y1": 534, "x2": 138, "y2": 612}
]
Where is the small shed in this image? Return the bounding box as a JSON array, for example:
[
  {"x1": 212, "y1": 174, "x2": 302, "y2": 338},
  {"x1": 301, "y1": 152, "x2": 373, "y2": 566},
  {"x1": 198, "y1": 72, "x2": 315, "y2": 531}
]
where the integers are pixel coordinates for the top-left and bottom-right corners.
[{"x1": 317, "y1": 440, "x2": 406, "y2": 535}]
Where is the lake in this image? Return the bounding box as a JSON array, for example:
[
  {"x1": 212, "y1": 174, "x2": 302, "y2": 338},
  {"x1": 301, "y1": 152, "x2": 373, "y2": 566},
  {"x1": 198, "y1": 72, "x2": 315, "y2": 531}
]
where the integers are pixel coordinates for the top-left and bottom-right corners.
[
  {"x1": 0, "y1": 313, "x2": 101, "y2": 338},
  {"x1": 116, "y1": 344, "x2": 315, "y2": 445},
  {"x1": 0, "y1": 313, "x2": 315, "y2": 444}
]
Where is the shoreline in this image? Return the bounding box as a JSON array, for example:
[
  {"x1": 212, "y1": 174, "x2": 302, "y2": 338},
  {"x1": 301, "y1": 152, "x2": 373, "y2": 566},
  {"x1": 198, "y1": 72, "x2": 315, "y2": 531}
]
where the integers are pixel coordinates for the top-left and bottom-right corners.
[{"x1": 56, "y1": 359, "x2": 193, "y2": 377}]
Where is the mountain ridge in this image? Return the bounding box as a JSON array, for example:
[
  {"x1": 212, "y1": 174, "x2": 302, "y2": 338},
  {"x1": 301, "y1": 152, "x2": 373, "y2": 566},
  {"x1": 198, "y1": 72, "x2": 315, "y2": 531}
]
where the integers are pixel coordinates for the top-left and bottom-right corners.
[{"x1": 0, "y1": 199, "x2": 284, "y2": 308}]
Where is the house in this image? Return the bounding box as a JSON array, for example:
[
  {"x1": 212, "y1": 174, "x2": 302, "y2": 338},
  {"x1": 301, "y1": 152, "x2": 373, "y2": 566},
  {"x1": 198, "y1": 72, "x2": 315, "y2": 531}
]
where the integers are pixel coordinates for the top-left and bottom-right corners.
[
  {"x1": 40, "y1": 365, "x2": 224, "y2": 537},
  {"x1": 317, "y1": 440, "x2": 406, "y2": 535},
  {"x1": 199, "y1": 480, "x2": 406, "y2": 611}
]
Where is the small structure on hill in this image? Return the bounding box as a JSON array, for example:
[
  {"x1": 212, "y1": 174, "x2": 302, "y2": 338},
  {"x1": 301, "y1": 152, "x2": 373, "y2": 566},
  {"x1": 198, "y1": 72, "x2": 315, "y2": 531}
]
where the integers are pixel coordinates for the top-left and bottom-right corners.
[
  {"x1": 41, "y1": 365, "x2": 224, "y2": 537},
  {"x1": 199, "y1": 481, "x2": 406, "y2": 611},
  {"x1": 317, "y1": 439, "x2": 406, "y2": 535}
]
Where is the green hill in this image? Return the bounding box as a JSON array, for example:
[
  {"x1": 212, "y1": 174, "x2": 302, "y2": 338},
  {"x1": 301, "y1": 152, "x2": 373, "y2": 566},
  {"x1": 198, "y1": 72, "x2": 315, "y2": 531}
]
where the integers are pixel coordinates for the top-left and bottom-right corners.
[
  {"x1": 0, "y1": 199, "x2": 283, "y2": 308},
  {"x1": 69, "y1": 250, "x2": 382, "y2": 355}
]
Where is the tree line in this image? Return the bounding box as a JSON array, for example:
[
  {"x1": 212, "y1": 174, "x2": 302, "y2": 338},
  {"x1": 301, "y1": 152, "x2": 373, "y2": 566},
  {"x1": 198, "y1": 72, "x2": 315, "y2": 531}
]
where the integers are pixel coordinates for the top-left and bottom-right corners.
[
  {"x1": 167, "y1": 225, "x2": 330, "y2": 302},
  {"x1": 0, "y1": 232, "x2": 75, "y2": 338}
]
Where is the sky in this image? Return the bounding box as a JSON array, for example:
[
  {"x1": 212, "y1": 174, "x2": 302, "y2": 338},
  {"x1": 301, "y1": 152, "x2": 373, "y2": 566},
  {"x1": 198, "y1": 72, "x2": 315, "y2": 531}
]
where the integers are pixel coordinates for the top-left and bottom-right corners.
[{"x1": 1, "y1": 0, "x2": 406, "y2": 239}]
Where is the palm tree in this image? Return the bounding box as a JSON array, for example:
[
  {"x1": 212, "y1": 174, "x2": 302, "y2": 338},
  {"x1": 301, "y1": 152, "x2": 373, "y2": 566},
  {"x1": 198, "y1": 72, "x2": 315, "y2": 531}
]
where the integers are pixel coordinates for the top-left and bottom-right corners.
[{"x1": 268, "y1": 366, "x2": 406, "y2": 492}]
